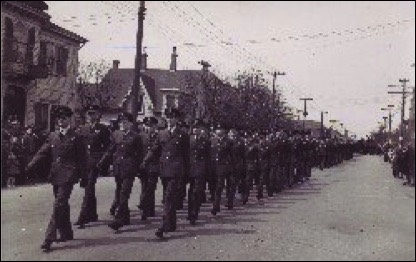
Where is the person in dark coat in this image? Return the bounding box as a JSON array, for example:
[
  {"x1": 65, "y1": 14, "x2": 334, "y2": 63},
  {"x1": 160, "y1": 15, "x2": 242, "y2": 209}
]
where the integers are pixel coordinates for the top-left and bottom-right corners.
[
  {"x1": 26, "y1": 106, "x2": 87, "y2": 252},
  {"x1": 139, "y1": 116, "x2": 160, "y2": 221},
  {"x1": 74, "y1": 105, "x2": 111, "y2": 228},
  {"x1": 98, "y1": 112, "x2": 144, "y2": 231},
  {"x1": 187, "y1": 119, "x2": 211, "y2": 225},
  {"x1": 141, "y1": 108, "x2": 189, "y2": 238}
]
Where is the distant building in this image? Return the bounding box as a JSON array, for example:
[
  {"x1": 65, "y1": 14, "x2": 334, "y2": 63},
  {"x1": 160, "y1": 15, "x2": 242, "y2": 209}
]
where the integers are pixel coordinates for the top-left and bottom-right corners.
[
  {"x1": 86, "y1": 47, "x2": 221, "y2": 125},
  {"x1": 1, "y1": 1, "x2": 87, "y2": 131}
]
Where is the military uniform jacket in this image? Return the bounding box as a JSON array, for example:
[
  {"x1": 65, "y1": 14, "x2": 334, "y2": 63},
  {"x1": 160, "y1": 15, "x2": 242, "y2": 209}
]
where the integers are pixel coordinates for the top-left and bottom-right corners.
[
  {"x1": 259, "y1": 139, "x2": 271, "y2": 170},
  {"x1": 189, "y1": 132, "x2": 211, "y2": 177},
  {"x1": 231, "y1": 136, "x2": 246, "y2": 168},
  {"x1": 28, "y1": 128, "x2": 87, "y2": 186},
  {"x1": 144, "y1": 127, "x2": 189, "y2": 178},
  {"x1": 22, "y1": 133, "x2": 40, "y2": 157},
  {"x1": 77, "y1": 123, "x2": 111, "y2": 170},
  {"x1": 141, "y1": 130, "x2": 161, "y2": 173},
  {"x1": 101, "y1": 130, "x2": 143, "y2": 179},
  {"x1": 211, "y1": 136, "x2": 233, "y2": 166},
  {"x1": 245, "y1": 140, "x2": 260, "y2": 170}
]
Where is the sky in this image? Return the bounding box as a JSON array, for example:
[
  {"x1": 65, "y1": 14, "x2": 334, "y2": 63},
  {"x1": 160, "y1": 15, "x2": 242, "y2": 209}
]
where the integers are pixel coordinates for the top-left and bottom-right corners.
[{"x1": 45, "y1": 1, "x2": 415, "y2": 138}]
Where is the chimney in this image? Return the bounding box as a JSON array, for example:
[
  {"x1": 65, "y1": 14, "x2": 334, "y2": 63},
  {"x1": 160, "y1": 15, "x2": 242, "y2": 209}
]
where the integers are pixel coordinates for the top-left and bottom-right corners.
[
  {"x1": 199, "y1": 60, "x2": 211, "y2": 72},
  {"x1": 141, "y1": 48, "x2": 148, "y2": 71},
  {"x1": 170, "y1": 46, "x2": 178, "y2": 72},
  {"x1": 113, "y1": 60, "x2": 120, "y2": 69}
]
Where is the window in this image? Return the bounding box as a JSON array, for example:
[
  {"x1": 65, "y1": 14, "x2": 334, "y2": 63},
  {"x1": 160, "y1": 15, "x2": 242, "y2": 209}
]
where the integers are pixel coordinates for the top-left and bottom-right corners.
[
  {"x1": 166, "y1": 94, "x2": 176, "y2": 109},
  {"x1": 26, "y1": 28, "x2": 36, "y2": 65},
  {"x1": 56, "y1": 46, "x2": 69, "y2": 76},
  {"x1": 3, "y1": 17, "x2": 17, "y2": 62},
  {"x1": 38, "y1": 41, "x2": 47, "y2": 66},
  {"x1": 34, "y1": 102, "x2": 50, "y2": 131}
]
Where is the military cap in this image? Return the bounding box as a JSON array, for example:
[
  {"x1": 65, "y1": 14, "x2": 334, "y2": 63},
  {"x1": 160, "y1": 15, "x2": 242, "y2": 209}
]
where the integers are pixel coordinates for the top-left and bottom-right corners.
[
  {"x1": 164, "y1": 107, "x2": 182, "y2": 118},
  {"x1": 54, "y1": 106, "x2": 73, "y2": 118},
  {"x1": 192, "y1": 118, "x2": 205, "y2": 128},
  {"x1": 178, "y1": 121, "x2": 190, "y2": 129},
  {"x1": 118, "y1": 111, "x2": 134, "y2": 122},
  {"x1": 143, "y1": 116, "x2": 158, "y2": 126},
  {"x1": 85, "y1": 104, "x2": 101, "y2": 113}
]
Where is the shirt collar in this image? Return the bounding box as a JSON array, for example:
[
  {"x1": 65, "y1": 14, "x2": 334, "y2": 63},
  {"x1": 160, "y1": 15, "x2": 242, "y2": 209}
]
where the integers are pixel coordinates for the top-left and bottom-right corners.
[{"x1": 60, "y1": 126, "x2": 71, "y2": 136}]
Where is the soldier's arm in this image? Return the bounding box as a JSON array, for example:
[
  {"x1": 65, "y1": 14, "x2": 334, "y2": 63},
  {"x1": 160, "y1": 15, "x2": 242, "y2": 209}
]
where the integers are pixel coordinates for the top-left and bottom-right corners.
[
  {"x1": 75, "y1": 133, "x2": 88, "y2": 183},
  {"x1": 142, "y1": 135, "x2": 162, "y2": 166},
  {"x1": 102, "y1": 125, "x2": 112, "y2": 150},
  {"x1": 26, "y1": 137, "x2": 52, "y2": 173},
  {"x1": 98, "y1": 133, "x2": 117, "y2": 168}
]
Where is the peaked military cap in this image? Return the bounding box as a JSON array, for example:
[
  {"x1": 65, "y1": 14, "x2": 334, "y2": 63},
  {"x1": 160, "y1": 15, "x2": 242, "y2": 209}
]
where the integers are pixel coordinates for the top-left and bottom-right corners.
[
  {"x1": 143, "y1": 116, "x2": 158, "y2": 126},
  {"x1": 118, "y1": 111, "x2": 134, "y2": 122},
  {"x1": 54, "y1": 106, "x2": 73, "y2": 118}
]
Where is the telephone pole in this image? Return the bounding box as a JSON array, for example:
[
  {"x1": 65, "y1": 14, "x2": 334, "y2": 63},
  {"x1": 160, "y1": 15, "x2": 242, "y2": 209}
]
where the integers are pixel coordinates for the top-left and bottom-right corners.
[
  {"x1": 132, "y1": 1, "x2": 146, "y2": 124},
  {"x1": 388, "y1": 79, "x2": 411, "y2": 145},
  {"x1": 300, "y1": 98, "x2": 313, "y2": 130},
  {"x1": 271, "y1": 71, "x2": 285, "y2": 130},
  {"x1": 321, "y1": 111, "x2": 328, "y2": 139}
]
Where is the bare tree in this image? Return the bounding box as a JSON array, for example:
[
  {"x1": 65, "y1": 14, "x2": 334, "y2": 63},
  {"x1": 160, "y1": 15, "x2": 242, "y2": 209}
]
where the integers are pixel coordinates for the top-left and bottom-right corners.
[{"x1": 76, "y1": 59, "x2": 115, "y2": 110}]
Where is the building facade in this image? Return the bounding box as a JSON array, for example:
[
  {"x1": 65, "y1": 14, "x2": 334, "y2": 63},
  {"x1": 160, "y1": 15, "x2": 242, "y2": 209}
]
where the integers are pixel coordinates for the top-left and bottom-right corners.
[{"x1": 1, "y1": 1, "x2": 87, "y2": 131}]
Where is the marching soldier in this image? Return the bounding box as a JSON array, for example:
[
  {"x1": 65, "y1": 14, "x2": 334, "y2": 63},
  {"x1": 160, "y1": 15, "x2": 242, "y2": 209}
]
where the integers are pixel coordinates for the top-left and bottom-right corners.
[
  {"x1": 139, "y1": 116, "x2": 160, "y2": 221},
  {"x1": 187, "y1": 119, "x2": 211, "y2": 225},
  {"x1": 230, "y1": 129, "x2": 246, "y2": 200},
  {"x1": 258, "y1": 132, "x2": 272, "y2": 200},
  {"x1": 176, "y1": 121, "x2": 191, "y2": 210},
  {"x1": 26, "y1": 106, "x2": 87, "y2": 252},
  {"x1": 74, "y1": 105, "x2": 111, "y2": 228},
  {"x1": 98, "y1": 112, "x2": 144, "y2": 231},
  {"x1": 243, "y1": 133, "x2": 260, "y2": 205},
  {"x1": 211, "y1": 124, "x2": 235, "y2": 214},
  {"x1": 141, "y1": 107, "x2": 189, "y2": 238}
]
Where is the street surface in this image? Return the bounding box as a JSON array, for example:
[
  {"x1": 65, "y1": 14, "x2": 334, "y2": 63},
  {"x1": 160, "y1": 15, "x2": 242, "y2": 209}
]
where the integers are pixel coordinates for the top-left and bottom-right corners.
[{"x1": 1, "y1": 155, "x2": 415, "y2": 261}]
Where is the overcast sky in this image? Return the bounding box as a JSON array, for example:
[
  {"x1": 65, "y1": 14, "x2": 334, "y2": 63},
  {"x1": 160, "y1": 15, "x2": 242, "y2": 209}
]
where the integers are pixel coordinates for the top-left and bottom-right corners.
[{"x1": 46, "y1": 1, "x2": 415, "y2": 138}]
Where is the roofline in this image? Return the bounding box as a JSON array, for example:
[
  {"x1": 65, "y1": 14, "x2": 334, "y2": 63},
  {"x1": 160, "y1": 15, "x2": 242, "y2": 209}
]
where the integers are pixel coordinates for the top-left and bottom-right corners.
[
  {"x1": 2, "y1": 1, "x2": 50, "y2": 21},
  {"x1": 43, "y1": 22, "x2": 88, "y2": 44}
]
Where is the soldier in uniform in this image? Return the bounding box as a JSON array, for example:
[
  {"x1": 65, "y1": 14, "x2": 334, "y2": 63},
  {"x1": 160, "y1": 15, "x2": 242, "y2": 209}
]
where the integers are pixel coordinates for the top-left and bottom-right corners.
[
  {"x1": 257, "y1": 132, "x2": 271, "y2": 200},
  {"x1": 26, "y1": 106, "x2": 87, "y2": 252},
  {"x1": 176, "y1": 121, "x2": 191, "y2": 210},
  {"x1": 187, "y1": 119, "x2": 211, "y2": 225},
  {"x1": 243, "y1": 133, "x2": 260, "y2": 204},
  {"x1": 211, "y1": 124, "x2": 235, "y2": 214},
  {"x1": 141, "y1": 108, "x2": 189, "y2": 238},
  {"x1": 230, "y1": 129, "x2": 246, "y2": 201},
  {"x1": 98, "y1": 112, "x2": 144, "y2": 231},
  {"x1": 139, "y1": 116, "x2": 160, "y2": 221},
  {"x1": 74, "y1": 105, "x2": 111, "y2": 228}
]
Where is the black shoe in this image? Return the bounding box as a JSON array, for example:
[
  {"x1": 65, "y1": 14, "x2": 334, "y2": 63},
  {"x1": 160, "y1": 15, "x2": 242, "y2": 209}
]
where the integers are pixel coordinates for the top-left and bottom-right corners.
[
  {"x1": 74, "y1": 221, "x2": 85, "y2": 229},
  {"x1": 108, "y1": 222, "x2": 121, "y2": 231},
  {"x1": 155, "y1": 229, "x2": 164, "y2": 238},
  {"x1": 41, "y1": 241, "x2": 52, "y2": 252},
  {"x1": 211, "y1": 209, "x2": 217, "y2": 216},
  {"x1": 110, "y1": 209, "x2": 116, "y2": 216},
  {"x1": 227, "y1": 204, "x2": 233, "y2": 210},
  {"x1": 90, "y1": 216, "x2": 99, "y2": 222},
  {"x1": 141, "y1": 215, "x2": 147, "y2": 221},
  {"x1": 55, "y1": 235, "x2": 74, "y2": 243},
  {"x1": 190, "y1": 218, "x2": 196, "y2": 225}
]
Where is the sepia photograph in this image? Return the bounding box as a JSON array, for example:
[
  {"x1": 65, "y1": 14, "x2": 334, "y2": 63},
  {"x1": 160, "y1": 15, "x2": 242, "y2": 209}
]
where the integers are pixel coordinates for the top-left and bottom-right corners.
[{"x1": 1, "y1": 1, "x2": 415, "y2": 261}]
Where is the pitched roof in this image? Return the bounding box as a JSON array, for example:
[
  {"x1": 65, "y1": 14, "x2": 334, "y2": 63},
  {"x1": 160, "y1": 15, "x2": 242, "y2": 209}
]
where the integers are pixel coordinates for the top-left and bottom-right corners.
[{"x1": 99, "y1": 68, "x2": 218, "y2": 112}]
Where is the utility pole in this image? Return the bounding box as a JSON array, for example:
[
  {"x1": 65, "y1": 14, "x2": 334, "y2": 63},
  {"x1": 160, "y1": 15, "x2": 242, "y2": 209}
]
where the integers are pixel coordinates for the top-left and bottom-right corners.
[
  {"x1": 321, "y1": 111, "x2": 328, "y2": 139},
  {"x1": 271, "y1": 71, "x2": 285, "y2": 130},
  {"x1": 388, "y1": 79, "x2": 411, "y2": 145},
  {"x1": 132, "y1": 1, "x2": 146, "y2": 125},
  {"x1": 300, "y1": 98, "x2": 313, "y2": 130}
]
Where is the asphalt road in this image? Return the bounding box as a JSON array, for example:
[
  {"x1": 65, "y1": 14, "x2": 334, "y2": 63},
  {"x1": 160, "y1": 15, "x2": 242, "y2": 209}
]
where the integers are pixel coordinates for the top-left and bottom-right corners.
[{"x1": 1, "y1": 155, "x2": 415, "y2": 261}]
